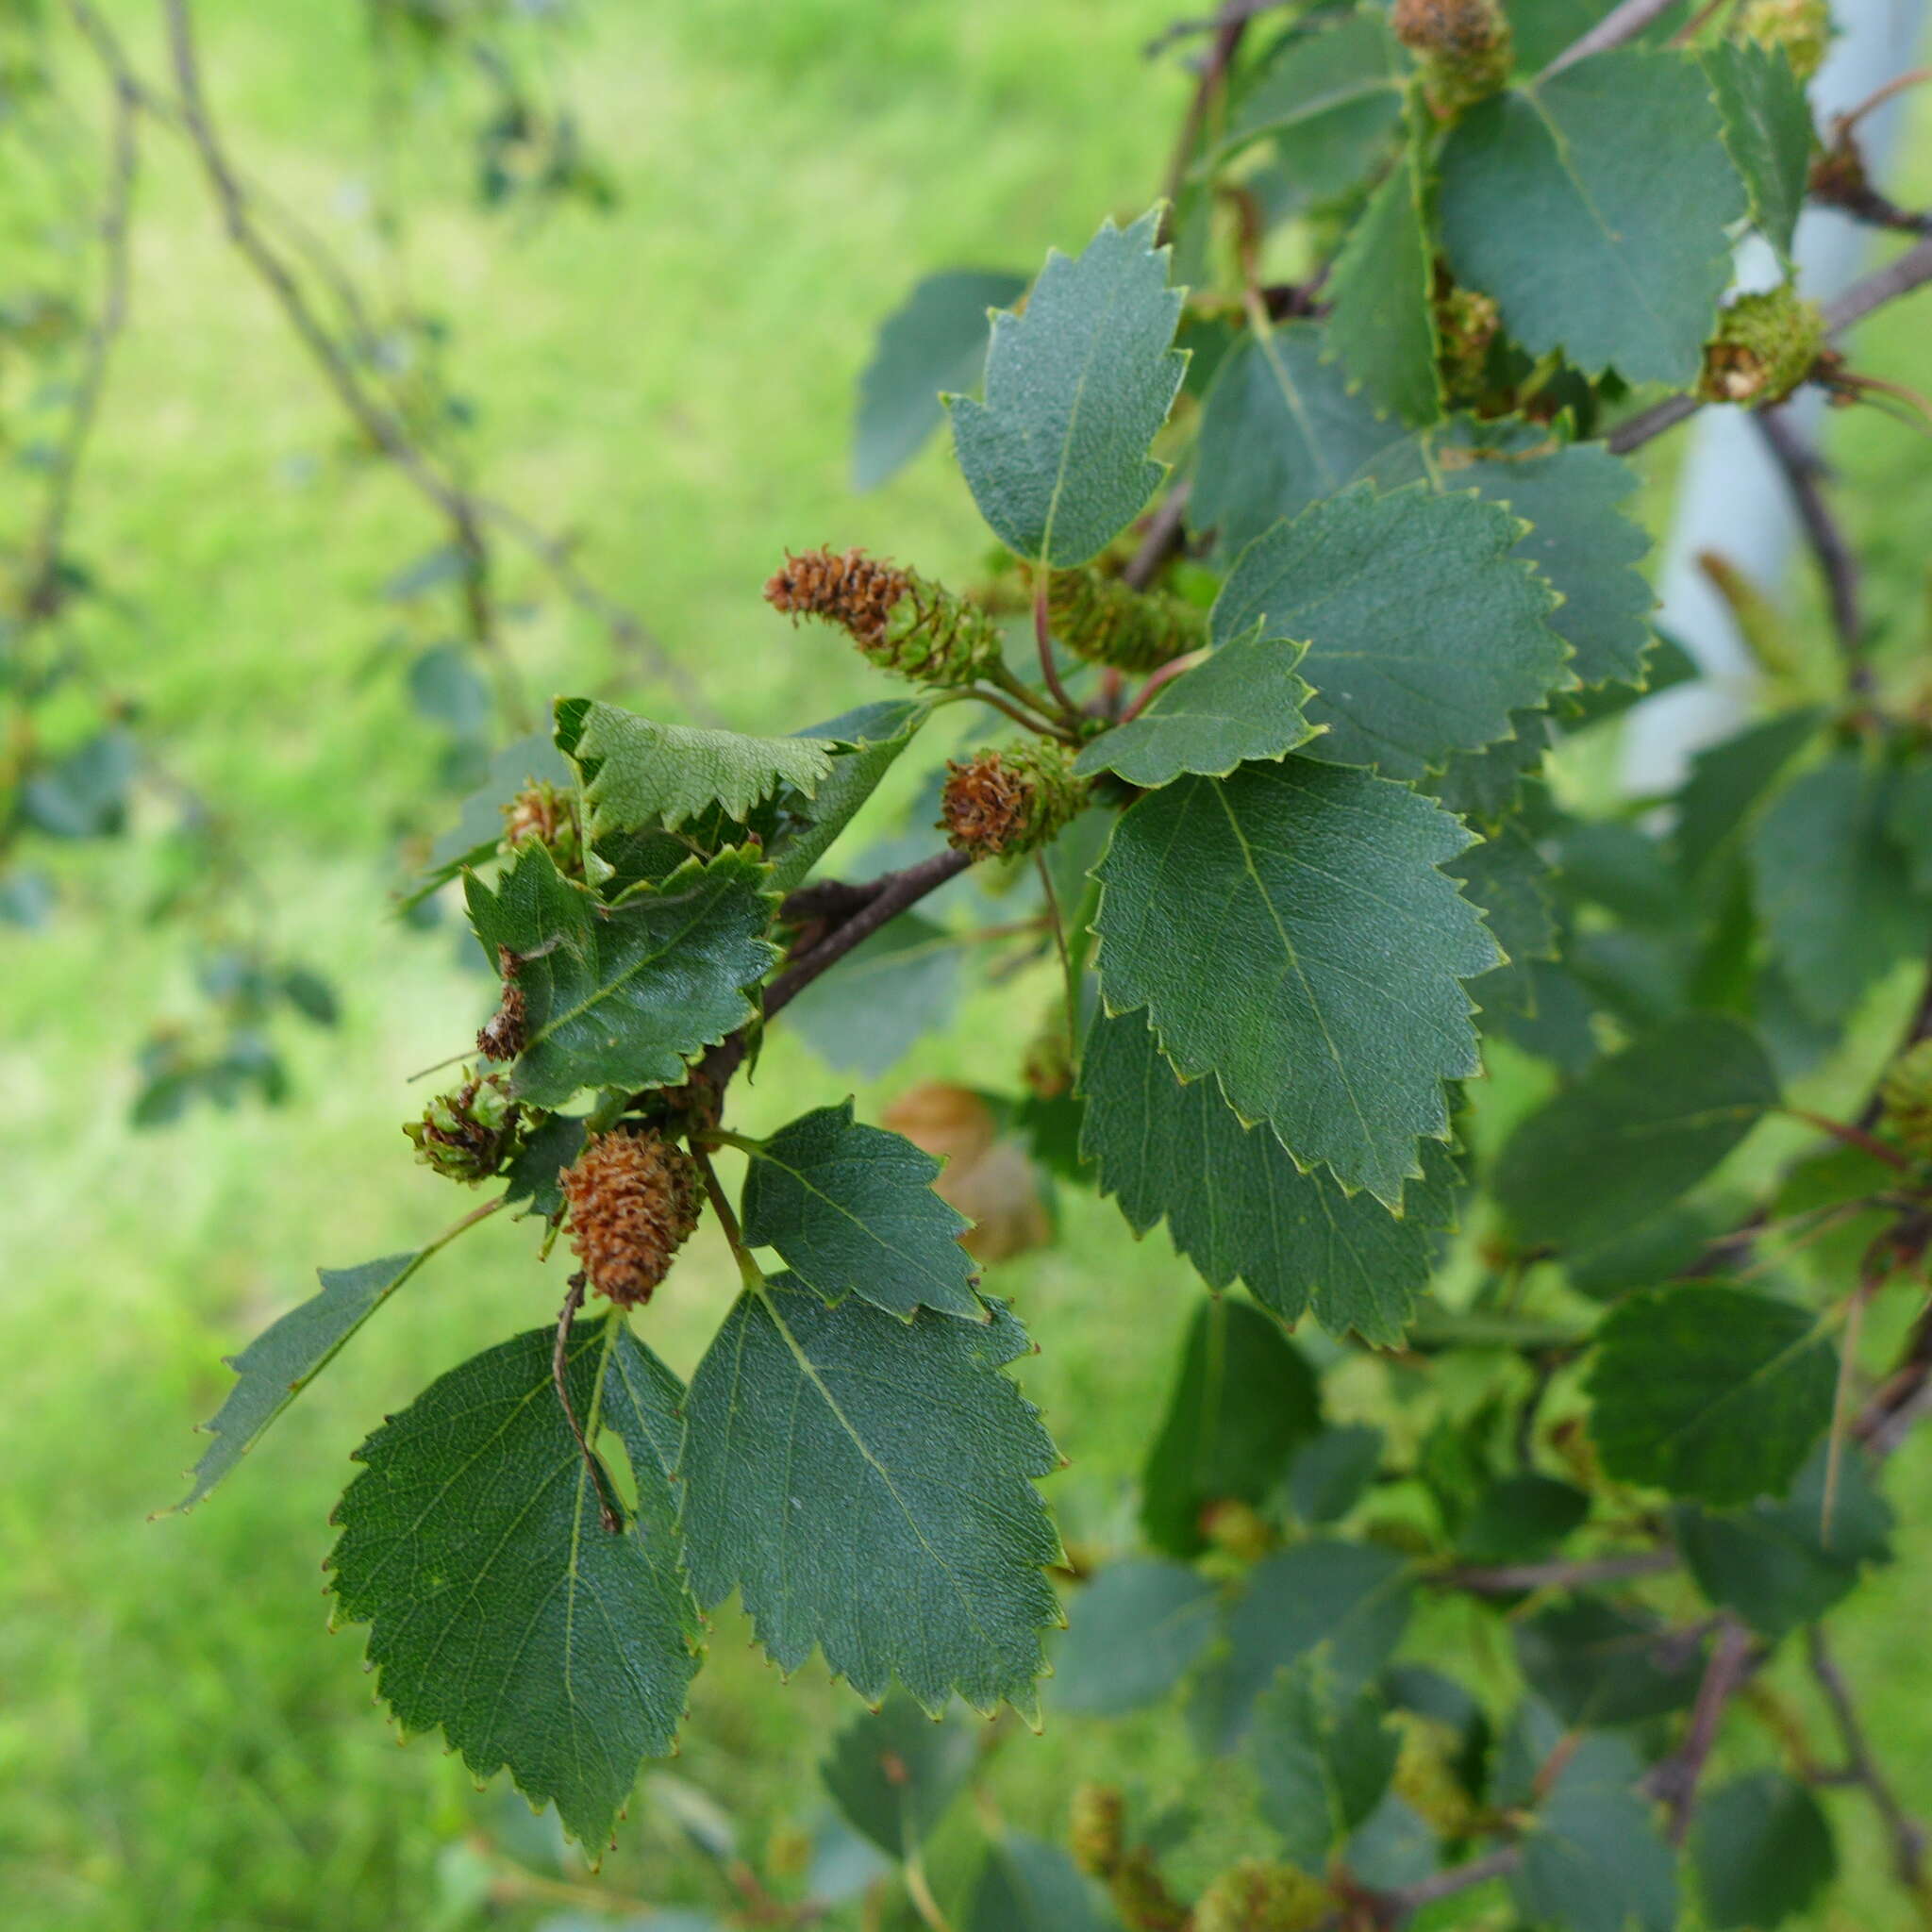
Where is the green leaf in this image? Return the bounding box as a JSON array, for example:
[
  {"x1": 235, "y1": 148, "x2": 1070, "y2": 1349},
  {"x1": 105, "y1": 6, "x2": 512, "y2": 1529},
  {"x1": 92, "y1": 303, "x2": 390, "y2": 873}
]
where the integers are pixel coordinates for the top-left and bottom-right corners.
[
  {"x1": 1450, "y1": 818, "x2": 1559, "y2": 1020},
  {"x1": 1674, "y1": 1439, "x2": 1892, "y2": 1639},
  {"x1": 1079, "y1": 1007, "x2": 1457, "y2": 1345},
  {"x1": 1588, "y1": 1284, "x2": 1837, "y2": 1506},
  {"x1": 1053, "y1": 1559, "x2": 1220, "y2": 1715},
  {"x1": 1247, "y1": 1658, "x2": 1398, "y2": 1873},
  {"x1": 557, "y1": 696, "x2": 835, "y2": 840},
  {"x1": 1513, "y1": 1732, "x2": 1678, "y2": 1932},
  {"x1": 855, "y1": 270, "x2": 1029, "y2": 490},
  {"x1": 1694, "y1": 1771, "x2": 1836, "y2": 1929},
  {"x1": 1457, "y1": 1474, "x2": 1590, "y2": 1565},
  {"x1": 1705, "y1": 42, "x2": 1813, "y2": 264},
  {"x1": 739, "y1": 1101, "x2": 979, "y2": 1320},
  {"x1": 1093, "y1": 758, "x2": 1497, "y2": 1207},
  {"x1": 1673, "y1": 708, "x2": 1823, "y2": 884},
  {"x1": 1887, "y1": 754, "x2": 1932, "y2": 893},
  {"x1": 1214, "y1": 9, "x2": 1406, "y2": 179},
  {"x1": 1439, "y1": 53, "x2": 1746, "y2": 384},
  {"x1": 1288, "y1": 1425, "x2": 1385, "y2": 1525},
  {"x1": 175, "y1": 1248, "x2": 433, "y2": 1511},
  {"x1": 1190, "y1": 325, "x2": 1424, "y2": 558},
  {"x1": 1192, "y1": 1541, "x2": 1414, "y2": 1752},
  {"x1": 327, "y1": 1321, "x2": 701, "y2": 1848},
  {"x1": 1493, "y1": 1014, "x2": 1778, "y2": 1253},
  {"x1": 967, "y1": 1836, "x2": 1123, "y2": 1932},
  {"x1": 1072, "y1": 630, "x2": 1319, "y2": 787},
  {"x1": 1751, "y1": 752, "x2": 1930, "y2": 1024},
  {"x1": 503, "y1": 1112, "x2": 588, "y2": 1220},
  {"x1": 947, "y1": 208, "x2": 1184, "y2": 568},
  {"x1": 1516, "y1": 1602, "x2": 1707, "y2": 1727},
  {"x1": 466, "y1": 843, "x2": 777, "y2": 1108},
  {"x1": 821, "y1": 1692, "x2": 976, "y2": 1857},
  {"x1": 1141, "y1": 1296, "x2": 1321, "y2": 1557},
  {"x1": 678, "y1": 1277, "x2": 1060, "y2": 1717},
  {"x1": 784, "y1": 912, "x2": 961, "y2": 1080},
  {"x1": 769, "y1": 700, "x2": 932, "y2": 894},
  {"x1": 1210, "y1": 482, "x2": 1569, "y2": 779},
  {"x1": 20, "y1": 727, "x2": 136, "y2": 839},
  {"x1": 1438, "y1": 422, "x2": 1656, "y2": 689},
  {"x1": 1324, "y1": 139, "x2": 1440, "y2": 426}
]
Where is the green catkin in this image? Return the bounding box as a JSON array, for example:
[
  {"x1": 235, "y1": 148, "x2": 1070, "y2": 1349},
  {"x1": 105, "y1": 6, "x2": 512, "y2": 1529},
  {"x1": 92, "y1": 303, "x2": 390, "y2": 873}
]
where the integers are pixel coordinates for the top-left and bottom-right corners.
[
  {"x1": 1700, "y1": 286, "x2": 1828, "y2": 406},
  {"x1": 405, "y1": 1068, "x2": 526, "y2": 1183},
  {"x1": 1033, "y1": 564, "x2": 1208, "y2": 673},
  {"x1": 941, "y1": 740, "x2": 1091, "y2": 859},
  {"x1": 1880, "y1": 1039, "x2": 1932, "y2": 1159},
  {"x1": 1740, "y1": 0, "x2": 1832, "y2": 79},
  {"x1": 1192, "y1": 1859, "x2": 1329, "y2": 1932},
  {"x1": 764, "y1": 545, "x2": 1004, "y2": 686},
  {"x1": 1391, "y1": 0, "x2": 1512, "y2": 119}
]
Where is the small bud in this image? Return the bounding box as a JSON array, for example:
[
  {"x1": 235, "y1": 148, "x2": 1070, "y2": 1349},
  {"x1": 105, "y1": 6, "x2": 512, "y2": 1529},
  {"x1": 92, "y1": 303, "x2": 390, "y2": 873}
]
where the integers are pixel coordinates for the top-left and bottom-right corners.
[
  {"x1": 1880, "y1": 1039, "x2": 1932, "y2": 1159},
  {"x1": 1031, "y1": 566, "x2": 1208, "y2": 674},
  {"x1": 764, "y1": 546, "x2": 1004, "y2": 687},
  {"x1": 1436, "y1": 280, "x2": 1501, "y2": 406},
  {"x1": 476, "y1": 947, "x2": 528, "y2": 1062},
  {"x1": 1199, "y1": 1498, "x2": 1275, "y2": 1564},
  {"x1": 1192, "y1": 1859, "x2": 1328, "y2": 1932},
  {"x1": 1392, "y1": 0, "x2": 1512, "y2": 118},
  {"x1": 1391, "y1": 1710, "x2": 1476, "y2": 1838},
  {"x1": 1740, "y1": 0, "x2": 1831, "y2": 79},
  {"x1": 501, "y1": 778, "x2": 583, "y2": 877},
  {"x1": 941, "y1": 741, "x2": 1090, "y2": 859},
  {"x1": 1700, "y1": 285, "x2": 1828, "y2": 407},
  {"x1": 1023, "y1": 1024, "x2": 1074, "y2": 1101},
  {"x1": 1069, "y1": 1785, "x2": 1124, "y2": 1880},
  {"x1": 405, "y1": 1068, "x2": 525, "y2": 1183},
  {"x1": 561, "y1": 1126, "x2": 703, "y2": 1307}
]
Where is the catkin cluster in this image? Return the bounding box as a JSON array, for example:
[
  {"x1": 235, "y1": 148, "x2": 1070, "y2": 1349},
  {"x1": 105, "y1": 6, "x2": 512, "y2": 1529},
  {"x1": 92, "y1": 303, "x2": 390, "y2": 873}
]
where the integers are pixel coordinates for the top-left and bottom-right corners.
[
  {"x1": 1881, "y1": 1039, "x2": 1932, "y2": 1159},
  {"x1": 561, "y1": 1127, "x2": 703, "y2": 1307},
  {"x1": 764, "y1": 545, "x2": 1004, "y2": 686},
  {"x1": 1191, "y1": 1859, "x2": 1328, "y2": 1932}
]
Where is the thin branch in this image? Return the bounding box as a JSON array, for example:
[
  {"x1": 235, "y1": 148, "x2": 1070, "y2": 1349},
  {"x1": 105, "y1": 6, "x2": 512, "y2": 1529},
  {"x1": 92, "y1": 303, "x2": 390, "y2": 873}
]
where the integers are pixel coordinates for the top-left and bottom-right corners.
[
  {"x1": 144, "y1": 0, "x2": 709, "y2": 723},
  {"x1": 1835, "y1": 64, "x2": 1932, "y2": 140},
  {"x1": 1780, "y1": 1106, "x2": 1915, "y2": 1173},
  {"x1": 1609, "y1": 235, "x2": 1932, "y2": 456},
  {"x1": 1648, "y1": 1616, "x2": 1757, "y2": 1844},
  {"x1": 1122, "y1": 482, "x2": 1192, "y2": 591},
  {"x1": 1437, "y1": 1548, "x2": 1679, "y2": 1595},
  {"x1": 1824, "y1": 233, "x2": 1932, "y2": 334},
  {"x1": 1143, "y1": 0, "x2": 1292, "y2": 60},
  {"x1": 1757, "y1": 409, "x2": 1864, "y2": 666},
  {"x1": 551, "y1": 1275, "x2": 622, "y2": 1536},
  {"x1": 1157, "y1": 0, "x2": 1251, "y2": 227},
  {"x1": 697, "y1": 848, "x2": 974, "y2": 1091},
  {"x1": 1031, "y1": 578, "x2": 1078, "y2": 719},
  {"x1": 1119, "y1": 646, "x2": 1207, "y2": 724},
  {"x1": 25, "y1": 41, "x2": 139, "y2": 616},
  {"x1": 1807, "y1": 1626, "x2": 1930, "y2": 1894},
  {"x1": 1377, "y1": 1846, "x2": 1522, "y2": 1924},
  {"x1": 1541, "y1": 0, "x2": 1684, "y2": 80}
]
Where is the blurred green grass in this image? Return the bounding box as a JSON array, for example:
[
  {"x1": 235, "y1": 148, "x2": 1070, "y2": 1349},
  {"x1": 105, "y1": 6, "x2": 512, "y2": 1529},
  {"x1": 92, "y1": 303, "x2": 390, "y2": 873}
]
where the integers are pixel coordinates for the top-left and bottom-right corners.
[{"x1": 3, "y1": 4, "x2": 1931, "y2": 1928}]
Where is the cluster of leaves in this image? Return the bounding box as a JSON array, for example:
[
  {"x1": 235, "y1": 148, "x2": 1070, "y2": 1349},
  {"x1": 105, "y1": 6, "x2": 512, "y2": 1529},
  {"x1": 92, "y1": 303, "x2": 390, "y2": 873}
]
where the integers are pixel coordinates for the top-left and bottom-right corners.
[{"x1": 177, "y1": 2, "x2": 1932, "y2": 1926}]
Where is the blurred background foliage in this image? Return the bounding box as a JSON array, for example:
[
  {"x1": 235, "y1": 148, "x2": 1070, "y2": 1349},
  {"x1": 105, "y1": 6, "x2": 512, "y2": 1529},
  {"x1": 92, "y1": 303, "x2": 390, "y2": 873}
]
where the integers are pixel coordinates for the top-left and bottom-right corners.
[{"x1": 3, "y1": 2, "x2": 1931, "y2": 1927}]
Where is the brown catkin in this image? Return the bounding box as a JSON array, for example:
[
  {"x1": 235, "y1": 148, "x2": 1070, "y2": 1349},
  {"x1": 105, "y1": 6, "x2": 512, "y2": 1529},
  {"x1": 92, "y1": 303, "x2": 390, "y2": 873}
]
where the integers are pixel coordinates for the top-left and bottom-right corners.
[
  {"x1": 1391, "y1": 0, "x2": 1511, "y2": 115},
  {"x1": 561, "y1": 1127, "x2": 703, "y2": 1307},
  {"x1": 764, "y1": 545, "x2": 1003, "y2": 686},
  {"x1": 941, "y1": 741, "x2": 1089, "y2": 859},
  {"x1": 476, "y1": 947, "x2": 528, "y2": 1061}
]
